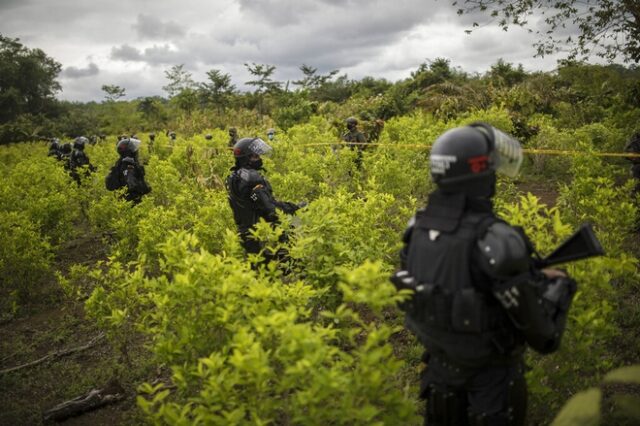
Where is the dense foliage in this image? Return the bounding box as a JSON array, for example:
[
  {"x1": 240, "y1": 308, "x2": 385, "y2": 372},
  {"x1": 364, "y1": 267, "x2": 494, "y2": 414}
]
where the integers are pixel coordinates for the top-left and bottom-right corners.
[
  {"x1": 1, "y1": 100, "x2": 638, "y2": 423},
  {"x1": 1, "y1": 33, "x2": 639, "y2": 426}
]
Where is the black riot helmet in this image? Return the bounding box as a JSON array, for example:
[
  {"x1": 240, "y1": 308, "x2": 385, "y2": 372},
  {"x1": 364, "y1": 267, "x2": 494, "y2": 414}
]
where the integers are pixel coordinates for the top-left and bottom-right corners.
[
  {"x1": 429, "y1": 122, "x2": 523, "y2": 197},
  {"x1": 345, "y1": 117, "x2": 358, "y2": 130},
  {"x1": 205, "y1": 134, "x2": 212, "y2": 140},
  {"x1": 233, "y1": 137, "x2": 272, "y2": 169},
  {"x1": 49, "y1": 138, "x2": 61, "y2": 150},
  {"x1": 117, "y1": 137, "x2": 141, "y2": 159},
  {"x1": 73, "y1": 136, "x2": 88, "y2": 150}
]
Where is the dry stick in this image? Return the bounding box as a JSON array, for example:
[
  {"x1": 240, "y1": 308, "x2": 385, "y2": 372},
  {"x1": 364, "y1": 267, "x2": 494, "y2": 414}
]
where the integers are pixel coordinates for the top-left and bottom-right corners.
[
  {"x1": 0, "y1": 333, "x2": 105, "y2": 375},
  {"x1": 43, "y1": 380, "x2": 126, "y2": 422}
]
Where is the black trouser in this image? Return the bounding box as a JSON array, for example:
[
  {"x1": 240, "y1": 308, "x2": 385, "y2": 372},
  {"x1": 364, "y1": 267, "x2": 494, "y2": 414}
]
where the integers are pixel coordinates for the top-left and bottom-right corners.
[
  {"x1": 422, "y1": 357, "x2": 527, "y2": 426},
  {"x1": 240, "y1": 232, "x2": 291, "y2": 269}
]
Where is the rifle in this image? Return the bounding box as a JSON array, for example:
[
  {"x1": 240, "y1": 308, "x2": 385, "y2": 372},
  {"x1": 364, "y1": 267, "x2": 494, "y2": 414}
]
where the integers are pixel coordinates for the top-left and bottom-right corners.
[{"x1": 535, "y1": 223, "x2": 605, "y2": 268}]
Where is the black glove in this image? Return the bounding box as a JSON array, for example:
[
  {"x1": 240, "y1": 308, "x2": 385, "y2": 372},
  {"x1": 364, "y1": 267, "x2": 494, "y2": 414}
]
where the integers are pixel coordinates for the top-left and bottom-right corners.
[
  {"x1": 543, "y1": 276, "x2": 577, "y2": 312},
  {"x1": 390, "y1": 270, "x2": 418, "y2": 291},
  {"x1": 279, "y1": 201, "x2": 300, "y2": 214}
]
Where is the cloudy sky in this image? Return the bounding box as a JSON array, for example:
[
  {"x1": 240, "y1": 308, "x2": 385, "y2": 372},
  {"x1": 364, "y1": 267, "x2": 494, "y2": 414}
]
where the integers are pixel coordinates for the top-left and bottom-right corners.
[{"x1": 1, "y1": 0, "x2": 574, "y2": 102}]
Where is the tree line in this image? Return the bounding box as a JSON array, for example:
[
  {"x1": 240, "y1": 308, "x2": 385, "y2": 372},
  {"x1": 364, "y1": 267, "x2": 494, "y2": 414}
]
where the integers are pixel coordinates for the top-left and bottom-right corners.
[{"x1": 1, "y1": 31, "x2": 640, "y2": 145}]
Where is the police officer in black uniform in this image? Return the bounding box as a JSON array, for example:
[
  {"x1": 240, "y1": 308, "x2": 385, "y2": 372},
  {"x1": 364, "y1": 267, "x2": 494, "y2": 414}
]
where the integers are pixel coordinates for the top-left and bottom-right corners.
[
  {"x1": 392, "y1": 123, "x2": 577, "y2": 426},
  {"x1": 69, "y1": 136, "x2": 95, "y2": 184},
  {"x1": 48, "y1": 138, "x2": 62, "y2": 160},
  {"x1": 225, "y1": 137, "x2": 301, "y2": 260},
  {"x1": 105, "y1": 137, "x2": 151, "y2": 204}
]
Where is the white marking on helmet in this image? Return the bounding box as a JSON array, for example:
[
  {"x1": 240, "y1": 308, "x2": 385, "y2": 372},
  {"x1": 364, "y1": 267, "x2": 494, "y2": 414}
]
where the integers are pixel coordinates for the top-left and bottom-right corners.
[{"x1": 430, "y1": 155, "x2": 457, "y2": 175}]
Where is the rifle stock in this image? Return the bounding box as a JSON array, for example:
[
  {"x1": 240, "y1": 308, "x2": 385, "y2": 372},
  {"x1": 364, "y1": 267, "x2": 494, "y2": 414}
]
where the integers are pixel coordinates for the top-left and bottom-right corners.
[{"x1": 536, "y1": 223, "x2": 605, "y2": 268}]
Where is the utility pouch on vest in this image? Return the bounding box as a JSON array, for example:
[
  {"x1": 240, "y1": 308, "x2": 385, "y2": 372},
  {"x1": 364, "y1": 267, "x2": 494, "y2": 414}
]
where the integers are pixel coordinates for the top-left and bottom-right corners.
[
  {"x1": 426, "y1": 284, "x2": 451, "y2": 329},
  {"x1": 411, "y1": 283, "x2": 449, "y2": 329},
  {"x1": 451, "y1": 287, "x2": 485, "y2": 333}
]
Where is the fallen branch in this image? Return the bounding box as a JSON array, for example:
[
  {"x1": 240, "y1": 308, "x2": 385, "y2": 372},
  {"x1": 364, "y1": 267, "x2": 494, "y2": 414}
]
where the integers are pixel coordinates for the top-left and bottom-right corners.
[
  {"x1": 0, "y1": 333, "x2": 105, "y2": 375},
  {"x1": 43, "y1": 380, "x2": 125, "y2": 422}
]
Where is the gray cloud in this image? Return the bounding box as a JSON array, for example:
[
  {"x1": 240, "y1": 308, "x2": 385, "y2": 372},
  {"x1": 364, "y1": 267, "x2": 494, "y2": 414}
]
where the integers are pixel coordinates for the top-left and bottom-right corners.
[
  {"x1": 132, "y1": 14, "x2": 186, "y2": 40},
  {"x1": 111, "y1": 44, "x2": 143, "y2": 61},
  {"x1": 61, "y1": 62, "x2": 100, "y2": 78},
  {"x1": 111, "y1": 43, "x2": 188, "y2": 65},
  {"x1": 1, "y1": 0, "x2": 578, "y2": 101},
  {"x1": 0, "y1": 0, "x2": 27, "y2": 10}
]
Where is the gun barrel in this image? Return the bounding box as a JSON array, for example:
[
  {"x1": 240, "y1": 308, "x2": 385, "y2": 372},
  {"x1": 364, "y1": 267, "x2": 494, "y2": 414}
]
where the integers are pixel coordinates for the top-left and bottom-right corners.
[{"x1": 538, "y1": 223, "x2": 605, "y2": 268}]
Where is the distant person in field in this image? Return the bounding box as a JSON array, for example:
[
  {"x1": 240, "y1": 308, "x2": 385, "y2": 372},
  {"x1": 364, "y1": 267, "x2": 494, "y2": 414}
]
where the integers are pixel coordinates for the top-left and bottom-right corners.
[
  {"x1": 59, "y1": 142, "x2": 72, "y2": 165},
  {"x1": 225, "y1": 137, "x2": 303, "y2": 261},
  {"x1": 228, "y1": 127, "x2": 239, "y2": 148},
  {"x1": 68, "y1": 136, "x2": 95, "y2": 184},
  {"x1": 624, "y1": 131, "x2": 640, "y2": 197},
  {"x1": 105, "y1": 137, "x2": 151, "y2": 204},
  {"x1": 168, "y1": 131, "x2": 177, "y2": 141},
  {"x1": 266, "y1": 128, "x2": 276, "y2": 142},
  {"x1": 148, "y1": 132, "x2": 156, "y2": 153},
  {"x1": 48, "y1": 138, "x2": 62, "y2": 160},
  {"x1": 342, "y1": 117, "x2": 367, "y2": 148},
  {"x1": 342, "y1": 117, "x2": 368, "y2": 168}
]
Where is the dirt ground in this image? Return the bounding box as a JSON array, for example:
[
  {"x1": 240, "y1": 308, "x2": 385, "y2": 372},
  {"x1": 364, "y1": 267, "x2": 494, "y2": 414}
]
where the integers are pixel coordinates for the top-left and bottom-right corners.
[{"x1": 0, "y1": 231, "x2": 148, "y2": 426}]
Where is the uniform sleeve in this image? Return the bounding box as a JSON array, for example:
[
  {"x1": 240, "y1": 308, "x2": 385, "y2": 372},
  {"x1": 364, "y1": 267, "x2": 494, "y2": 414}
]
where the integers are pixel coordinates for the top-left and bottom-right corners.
[{"x1": 250, "y1": 183, "x2": 279, "y2": 222}]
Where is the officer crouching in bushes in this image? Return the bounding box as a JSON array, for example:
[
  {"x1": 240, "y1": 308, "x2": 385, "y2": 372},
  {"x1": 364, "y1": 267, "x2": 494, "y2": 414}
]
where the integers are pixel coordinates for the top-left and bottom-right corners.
[
  {"x1": 225, "y1": 137, "x2": 304, "y2": 264},
  {"x1": 392, "y1": 123, "x2": 578, "y2": 426},
  {"x1": 105, "y1": 137, "x2": 151, "y2": 204}
]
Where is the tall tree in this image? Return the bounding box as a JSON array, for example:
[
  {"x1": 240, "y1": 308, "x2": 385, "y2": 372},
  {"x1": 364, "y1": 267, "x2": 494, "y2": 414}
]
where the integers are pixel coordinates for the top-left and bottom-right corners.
[
  {"x1": 162, "y1": 64, "x2": 195, "y2": 98},
  {"x1": 453, "y1": 0, "x2": 640, "y2": 62},
  {"x1": 0, "y1": 34, "x2": 61, "y2": 125},
  {"x1": 292, "y1": 64, "x2": 339, "y2": 89},
  {"x1": 244, "y1": 63, "x2": 282, "y2": 94},
  {"x1": 137, "y1": 96, "x2": 166, "y2": 126},
  {"x1": 101, "y1": 84, "x2": 126, "y2": 102},
  {"x1": 244, "y1": 63, "x2": 282, "y2": 116},
  {"x1": 199, "y1": 69, "x2": 236, "y2": 113}
]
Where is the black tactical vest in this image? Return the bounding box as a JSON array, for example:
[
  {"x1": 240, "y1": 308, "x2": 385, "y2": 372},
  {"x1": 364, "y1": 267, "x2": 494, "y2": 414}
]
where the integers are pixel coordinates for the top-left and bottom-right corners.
[
  {"x1": 405, "y1": 211, "x2": 521, "y2": 368},
  {"x1": 225, "y1": 168, "x2": 271, "y2": 235}
]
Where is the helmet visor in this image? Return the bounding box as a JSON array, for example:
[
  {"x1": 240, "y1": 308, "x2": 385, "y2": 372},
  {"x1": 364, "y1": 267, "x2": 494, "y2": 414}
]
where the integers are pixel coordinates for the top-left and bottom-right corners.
[
  {"x1": 248, "y1": 138, "x2": 273, "y2": 156},
  {"x1": 471, "y1": 123, "x2": 523, "y2": 177},
  {"x1": 492, "y1": 128, "x2": 523, "y2": 177},
  {"x1": 128, "y1": 138, "x2": 141, "y2": 153}
]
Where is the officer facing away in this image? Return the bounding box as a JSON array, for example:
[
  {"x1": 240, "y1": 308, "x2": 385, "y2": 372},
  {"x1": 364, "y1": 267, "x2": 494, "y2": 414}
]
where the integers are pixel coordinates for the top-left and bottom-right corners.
[
  {"x1": 392, "y1": 123, "x2": 577, "y2": 426},
  {"x1": 225, "y1": 137, "x2": 301, "y2": 259},
  {"x1": 105, "y1": 137, "x2": 151, "y2": 204},
  {"x1": 48, "y1": 138, "x2": 62, "y2": 160},
  {"x1": 69, "y1": 136, "x2": 95, "y2": 184}
]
